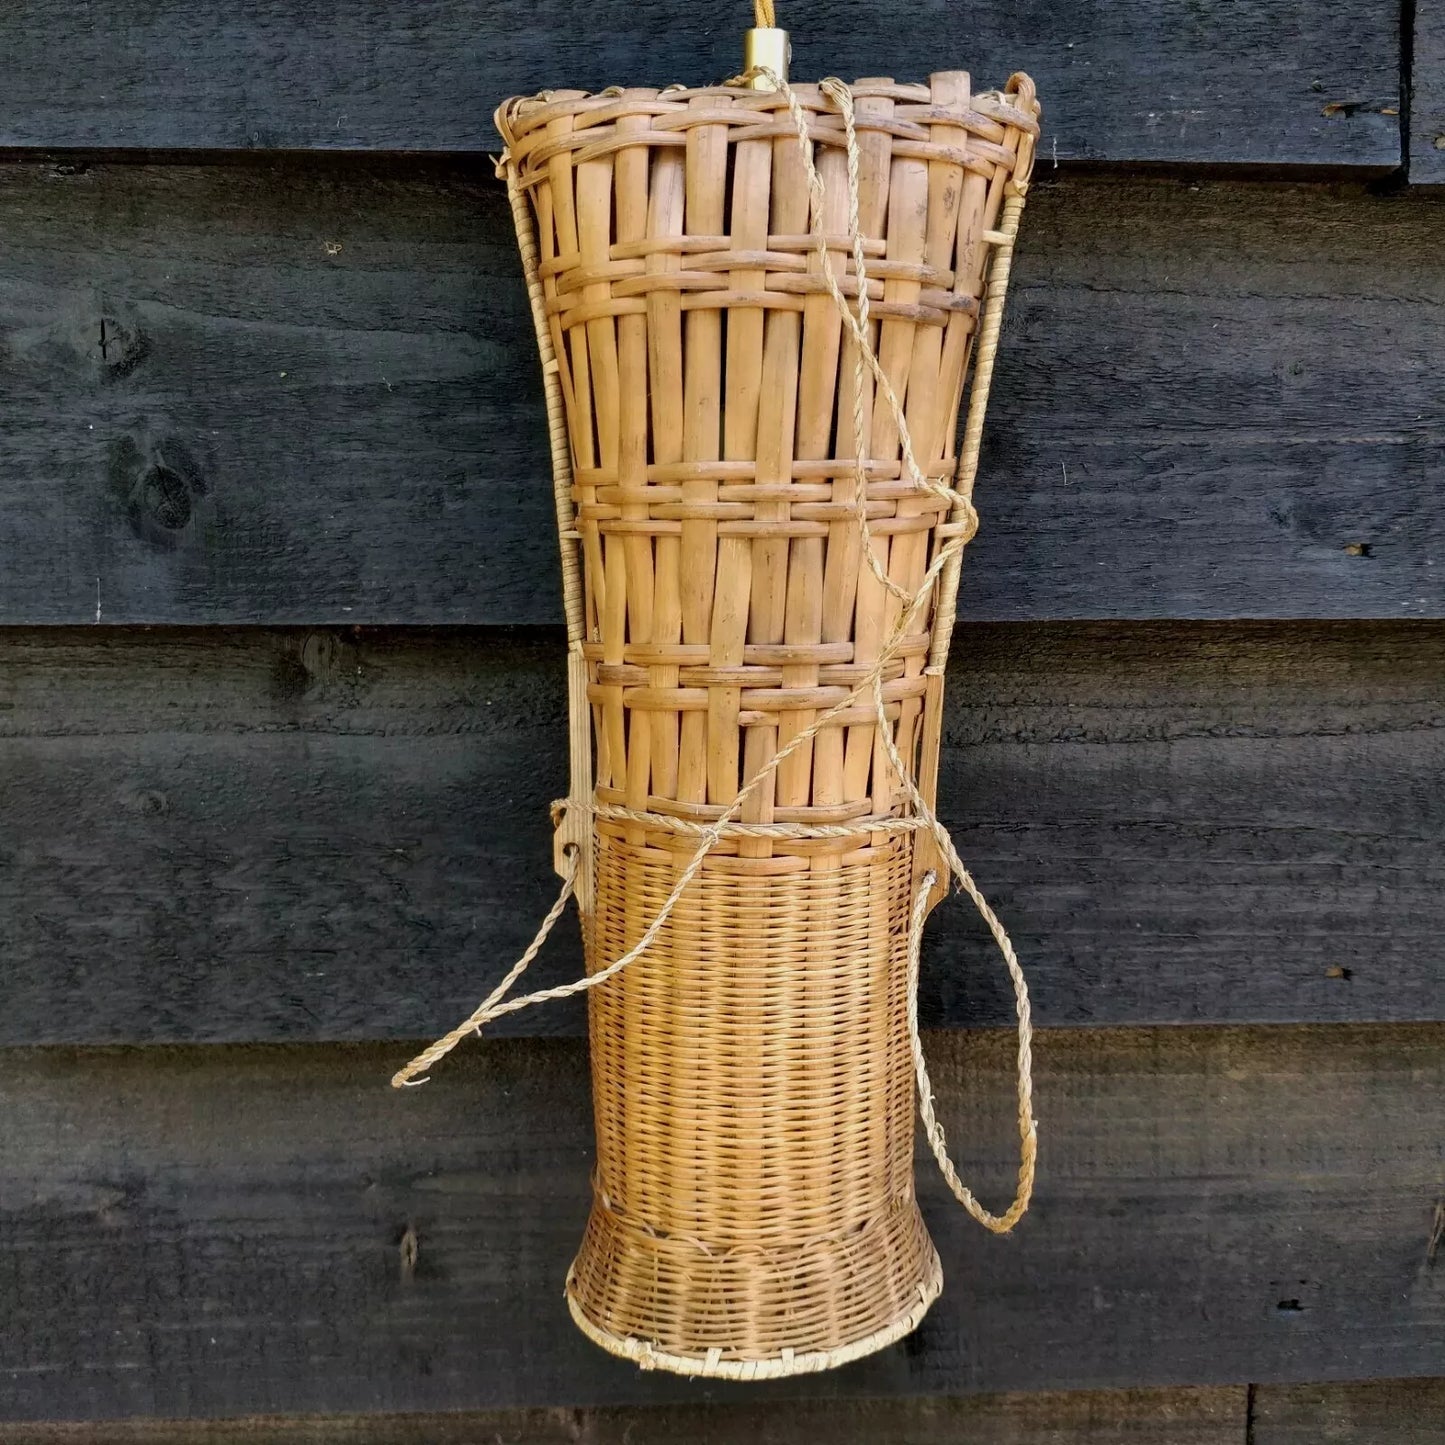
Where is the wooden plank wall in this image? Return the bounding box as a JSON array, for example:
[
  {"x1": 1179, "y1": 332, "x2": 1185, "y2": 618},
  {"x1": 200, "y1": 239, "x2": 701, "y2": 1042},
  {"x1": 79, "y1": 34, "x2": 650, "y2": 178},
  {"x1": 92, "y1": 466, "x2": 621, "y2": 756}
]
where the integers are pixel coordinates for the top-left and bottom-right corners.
[
  {"x1": 4, "y1": 169, "x2": 1443, "y2": 625},
  {"x1": 0, "y1": 0, "x2": 1401, "y2": 163},
  {"x1": 5, "y1": 1382, "x2": 1445, "y2": 1444},
  {"x1": 1, "y1": 1, "x2": 1442, "y2": 1439},
  {"x1": 2, "y1": 1030, "x2": 1441, "y2": 1419},
  {"x1": 3, "y1": 623, "x2": 1442, "y2": 1044},
  {"x1": 1412, "y1": 1, "x2": 1445, "y2": 183}
]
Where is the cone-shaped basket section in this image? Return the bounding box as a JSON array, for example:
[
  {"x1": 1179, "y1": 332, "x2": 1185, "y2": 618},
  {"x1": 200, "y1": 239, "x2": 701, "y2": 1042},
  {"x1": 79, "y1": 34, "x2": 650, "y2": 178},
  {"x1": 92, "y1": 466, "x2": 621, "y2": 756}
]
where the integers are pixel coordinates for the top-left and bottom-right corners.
[{"x1": 499, "y1": 71, "x2": 1039, "y2": 1378}]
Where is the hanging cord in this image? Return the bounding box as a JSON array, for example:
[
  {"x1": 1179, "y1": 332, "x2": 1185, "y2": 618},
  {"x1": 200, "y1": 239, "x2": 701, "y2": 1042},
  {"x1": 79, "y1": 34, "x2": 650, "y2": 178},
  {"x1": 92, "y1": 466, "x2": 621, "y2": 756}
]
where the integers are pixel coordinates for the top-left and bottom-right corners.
[
  {"x1": 908, "y1": 870, "x2": 1034, "y2": 1233},
  {"x1": 394, "y1": 845, "x2": 580, "y2": 1087},
  {"x1": 395, "y1": 74, "x2": 1037, "y2": 1236},
  {"x1": 753, "y1": 0, "x2": 776, "y2": 27}
]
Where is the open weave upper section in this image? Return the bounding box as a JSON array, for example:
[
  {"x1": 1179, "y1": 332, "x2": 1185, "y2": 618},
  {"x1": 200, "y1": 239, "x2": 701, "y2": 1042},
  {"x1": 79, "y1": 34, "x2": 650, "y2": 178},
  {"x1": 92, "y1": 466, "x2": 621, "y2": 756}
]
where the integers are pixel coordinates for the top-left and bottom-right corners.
[{"x1": 495, "y1": 74, "x2": 1039, "y2": 826}]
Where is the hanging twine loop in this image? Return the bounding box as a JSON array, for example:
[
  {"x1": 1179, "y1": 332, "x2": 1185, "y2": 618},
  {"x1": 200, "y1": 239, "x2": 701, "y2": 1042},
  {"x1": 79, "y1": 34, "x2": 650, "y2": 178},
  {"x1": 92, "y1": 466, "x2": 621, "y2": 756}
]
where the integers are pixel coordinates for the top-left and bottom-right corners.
[{"x1": 396, "y1": 68, "x2": 1037, "y2": 1235}]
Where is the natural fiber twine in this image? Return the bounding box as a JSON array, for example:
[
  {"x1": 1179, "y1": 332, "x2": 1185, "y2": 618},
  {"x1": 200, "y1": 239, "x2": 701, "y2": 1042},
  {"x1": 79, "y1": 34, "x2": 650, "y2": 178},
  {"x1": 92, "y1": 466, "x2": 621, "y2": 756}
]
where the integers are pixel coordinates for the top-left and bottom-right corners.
[{"x1": 395, "y1": 53, "x2": 1041, "y2": 1377}]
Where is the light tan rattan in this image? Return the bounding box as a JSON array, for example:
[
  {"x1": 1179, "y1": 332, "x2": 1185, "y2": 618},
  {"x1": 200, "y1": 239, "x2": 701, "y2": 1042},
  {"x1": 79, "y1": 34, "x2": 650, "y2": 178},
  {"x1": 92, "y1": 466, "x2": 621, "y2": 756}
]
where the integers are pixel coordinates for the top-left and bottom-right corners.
[{"x1": 396, "y1": 62, "x2": 1041, "y2": 1378}]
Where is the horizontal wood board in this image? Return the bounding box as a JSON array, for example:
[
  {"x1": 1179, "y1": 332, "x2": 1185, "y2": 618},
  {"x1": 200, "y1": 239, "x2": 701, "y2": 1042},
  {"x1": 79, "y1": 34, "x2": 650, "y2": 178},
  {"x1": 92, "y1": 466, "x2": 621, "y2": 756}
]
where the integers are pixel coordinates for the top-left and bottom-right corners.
[
  {"x1": 2, "y1": 167, "x2": 1443, "y2": 625},
  {"x1": 0, "y1": 1386, "x2": 1251, "y2": 1442},
  {"x1": 5, "y1": 1382, "x2": 1443, "y2": 1441},
  {"x1": 1411, "y1": 1, "x2": 1445, "y2": 182},
  {"x1": 1253, "y1": 1377, "x2": 1445, "y2": 1442},
  {"x1": 2, "y1": 622, "x2": 1442, "y2": 1046},
  {"x1": 0, "y1": 1, "x2": 1400, "y2": 166},
  {"x1": 6, "y1": 1381, "x2": 1445, "y2": 1442},
  {"x1": 0, "y1": 1026, "x2": 1440, "y2": 1420}
]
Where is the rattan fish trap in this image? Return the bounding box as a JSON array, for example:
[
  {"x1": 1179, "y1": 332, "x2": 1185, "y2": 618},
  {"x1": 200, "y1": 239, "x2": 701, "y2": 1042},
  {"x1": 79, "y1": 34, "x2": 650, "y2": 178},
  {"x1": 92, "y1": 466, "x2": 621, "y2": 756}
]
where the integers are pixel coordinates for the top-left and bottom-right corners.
[{"x1": 396, "y1": 3, "x2": 1041, "y2": 1380}]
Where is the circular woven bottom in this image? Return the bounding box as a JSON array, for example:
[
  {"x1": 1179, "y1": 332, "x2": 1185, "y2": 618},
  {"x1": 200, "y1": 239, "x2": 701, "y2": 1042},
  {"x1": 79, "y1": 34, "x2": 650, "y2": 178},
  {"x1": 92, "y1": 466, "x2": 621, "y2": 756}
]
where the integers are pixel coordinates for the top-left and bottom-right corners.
[{"x1": 566, "y1": 1244, "x2": 943, "y2": 1379}]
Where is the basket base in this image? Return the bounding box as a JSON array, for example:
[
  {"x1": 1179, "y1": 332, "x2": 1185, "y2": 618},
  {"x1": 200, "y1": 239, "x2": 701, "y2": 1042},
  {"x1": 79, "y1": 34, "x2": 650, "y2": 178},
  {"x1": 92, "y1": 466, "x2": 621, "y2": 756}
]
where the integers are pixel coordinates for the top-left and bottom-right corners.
[
  {"x1": 564, "y1": 1195, "x2": 944, "y2": 1379},
  {"x1": 565, "y1": 1267, "x2": 943, "y2": 1379}
]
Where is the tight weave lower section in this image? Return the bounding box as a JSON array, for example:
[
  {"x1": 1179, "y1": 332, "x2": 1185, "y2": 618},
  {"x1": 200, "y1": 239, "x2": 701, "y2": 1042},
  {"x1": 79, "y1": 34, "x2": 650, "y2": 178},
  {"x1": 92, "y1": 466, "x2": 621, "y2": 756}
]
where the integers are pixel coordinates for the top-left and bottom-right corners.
[{"x1": 567, "y1": 825, "x2": 941, "y2": 1371}]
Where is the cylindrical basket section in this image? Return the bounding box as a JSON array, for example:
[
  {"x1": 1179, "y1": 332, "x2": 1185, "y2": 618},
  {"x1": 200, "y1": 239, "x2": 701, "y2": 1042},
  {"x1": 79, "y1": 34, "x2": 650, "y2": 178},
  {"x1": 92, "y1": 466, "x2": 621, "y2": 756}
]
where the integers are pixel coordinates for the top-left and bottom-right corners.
[
  {"x1": 571, "y1": 821, "x2": 937, "y2": 1374},
  {"x1": 498, "y1": 69, "x2": 1040, "y2": 1376}
]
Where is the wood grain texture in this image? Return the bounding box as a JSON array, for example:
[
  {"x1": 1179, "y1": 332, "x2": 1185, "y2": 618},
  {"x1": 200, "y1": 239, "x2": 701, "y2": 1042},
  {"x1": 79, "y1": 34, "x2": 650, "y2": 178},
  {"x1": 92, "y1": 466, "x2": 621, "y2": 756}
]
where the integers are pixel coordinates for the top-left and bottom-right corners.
[
  {"x1": 0, "y1": 0, "x2": 1399, "y2": 166},
  {"x1": 2, "y1": 166, "x2": 1442, "y2": 625},
  {"x1": 0, "y1": 1386, "x2": 1247, "y2": 1442},
  {"x1": 0, "y1": 1026, "x2": 1439, "y2": 1420},
  {"x1": 2, "y1": 622, "x2": 1441, "y2": 1046},
  {"x1": 1410, "y1": 2, "x2": 1445, "y2": 183},
  {"x1": 1253, "y1": 1378, "x2": 1445, "y2": 1442},
  {"x1": 0, "y1": 160, "x2": 555, "y2": 627}
]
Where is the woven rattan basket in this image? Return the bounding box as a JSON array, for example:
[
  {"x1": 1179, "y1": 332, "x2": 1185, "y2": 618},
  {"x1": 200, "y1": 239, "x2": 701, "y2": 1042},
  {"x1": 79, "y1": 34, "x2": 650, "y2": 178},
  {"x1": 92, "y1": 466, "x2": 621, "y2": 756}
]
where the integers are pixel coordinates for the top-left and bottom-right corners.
[{"x1": 397, "y1": 12, "x2": 1041, "y2": 1380}]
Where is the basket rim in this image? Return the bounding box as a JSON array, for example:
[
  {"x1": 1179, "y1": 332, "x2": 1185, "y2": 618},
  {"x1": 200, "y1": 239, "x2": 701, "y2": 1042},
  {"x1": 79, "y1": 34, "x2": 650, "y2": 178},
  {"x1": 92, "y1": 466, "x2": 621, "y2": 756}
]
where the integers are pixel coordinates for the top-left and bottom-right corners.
[{"x1": 497, "y1": 73, "x2": 1041, "y2": 146}]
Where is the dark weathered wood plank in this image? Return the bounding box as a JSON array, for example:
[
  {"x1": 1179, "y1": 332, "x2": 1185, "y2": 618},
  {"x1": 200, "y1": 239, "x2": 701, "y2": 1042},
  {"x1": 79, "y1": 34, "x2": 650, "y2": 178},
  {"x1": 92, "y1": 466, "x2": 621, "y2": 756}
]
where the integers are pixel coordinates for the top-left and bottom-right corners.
[
  {"x1": 0, "y1": 1387, "x2": 1248, "y2": 1443},
  {"x1": 10, "y1": 1380, "x2": 1444, "y2": 1442},
  {"x1": 1, "y1": 166, "x2": 1442, "y2": 625},
  {"x1": 0, "y1": 160, "x2": 555, "y2": 627},
  {"x1": 0, "y1": 1026, "x2": 1439, "y2": 1420},
  {"x1": 0, "y1": 0, "x2": 1400, "y2": 166},
  {"x1": 1410, "y1": 2, "x2": 1445, "y2": 183},
  {"x1": 1253, "y1": 1378, "x2": 1445, "y2": 1442},
  {"x1": 2, "y1": 622, "x2": 1441, "y2": 1045}
]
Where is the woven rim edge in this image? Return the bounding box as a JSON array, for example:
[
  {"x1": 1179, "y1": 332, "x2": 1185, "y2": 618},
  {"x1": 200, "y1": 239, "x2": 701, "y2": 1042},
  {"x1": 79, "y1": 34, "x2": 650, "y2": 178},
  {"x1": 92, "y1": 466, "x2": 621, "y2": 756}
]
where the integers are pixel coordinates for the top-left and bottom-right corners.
[{"x1": 563, "y1": 1247, "x2": 944, "y2": 1379}]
